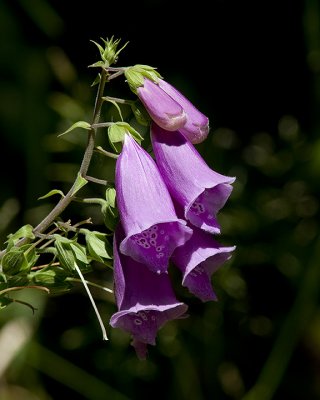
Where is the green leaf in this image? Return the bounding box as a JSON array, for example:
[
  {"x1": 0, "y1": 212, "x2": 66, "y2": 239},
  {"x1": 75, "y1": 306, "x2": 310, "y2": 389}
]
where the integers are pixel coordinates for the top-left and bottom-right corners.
[
  {"x1": 91, "y1": 73, "x2": 101, "y2": 87},
  {"x1": 102, "y1": 206, "x2": 119, "y2": 232},
  {"x1": 31, "y1": 267, "x2": 67, "y2": 285},
  {"x1": 124, "y1": 64, "x2": 162, "y2": 93},
  {"x1": 2, "y1": 248, "x2": 28, "y2": 275},
  {"x1": 2, "y1": 244, "x2": 39, "y2": 276},
  {"x1": 22, "y1": 244, "x2": 39, "y2": 270},
  {"x1": 71, "y1": 173, "x2": 88, "y2": 196},
  {"x1": 106, "y1": 187, "x2": 116, "y2": 208},
  {"x1": 90, "y1": 40, "x2": 105, "y2": 58},
  {"x1": 83, "y1": 230, "x2": 112, "y2": 263},
  {"x1": 6, "y1": 275, "x2": 29, "y2": 287},
  {"x1": 108, "y1": 122, "x2": 143, "y2": 152},
  {"x1": 107, "y1": 124, "x2": 126, "y2": 152},
  {"x1": 106, "y1": 99, "x2": 124, "y2": 121},
  {"x1": 88, "y1": 61, "x2": 105, "y2": 69},
  {"x1": 26, "y1": 250, "x2": 38, "y2": 267},
  {"x1": 70, "y1": 243, "x2": 89, "y2": 265},
  {"x1": 58, "y1": 121, "x2": 91, "y2": 137},
  {"x1": 54, "y1": 236, "x2": 76, "y2": 272},
  {"x1": 30, "y1": 267, "x2": 72, "y2": 294},
  {"x1": 6, "y1": 224, "x2": 35, "y2": 248},
  {"x1": 125, "y1": 124, "x2": 144, "y2": 144},
  {"x1": 38, "y1": 189, "x2": 65, "y2": 200},
  {"x1": 102, "y1": 188, "x2": 119, "y2": 232}
]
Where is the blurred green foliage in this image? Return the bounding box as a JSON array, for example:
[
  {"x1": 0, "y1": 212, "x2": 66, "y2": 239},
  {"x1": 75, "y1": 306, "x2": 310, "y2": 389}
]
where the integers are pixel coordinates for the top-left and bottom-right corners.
[{"x1": 0, "y1": 1, "x2": 320, "y2": 400}]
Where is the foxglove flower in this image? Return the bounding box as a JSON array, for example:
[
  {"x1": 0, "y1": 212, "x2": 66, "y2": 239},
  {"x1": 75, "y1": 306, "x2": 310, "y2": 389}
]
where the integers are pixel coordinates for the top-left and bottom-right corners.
[
  {"x1": 151, "y1": 123, "x2": 235, "y2": 235},
  {"x1": 110, "y1": 229, "x2": 188, "y2": 359},
  {"x1": 137, "y1": 78, "x2": 187, "y2": 131},
  {"x1": 157, "y1": 79, "x2": 209, "y2": 144},
  {"x1": 172, "y1": 225, "x2": 236, "y2": 302},
  {"x1": 115, "y1": 133, "x2": 192, "y2": 274}
]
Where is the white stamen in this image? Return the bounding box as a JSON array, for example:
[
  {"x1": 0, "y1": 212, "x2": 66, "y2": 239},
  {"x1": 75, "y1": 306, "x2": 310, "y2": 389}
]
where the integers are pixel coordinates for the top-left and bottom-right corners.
[{"x1": 74, "y1": 262, "x2": 108, "y2": 341}]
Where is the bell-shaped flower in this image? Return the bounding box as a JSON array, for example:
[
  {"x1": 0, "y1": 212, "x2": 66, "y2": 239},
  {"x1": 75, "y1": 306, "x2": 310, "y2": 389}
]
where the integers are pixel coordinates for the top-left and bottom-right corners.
[
  {"x1": 115, "y1": 133, "x2": 192, "y2": 274},
  {"x1": 110, "y1": 229, "x2": 188, "y2": 359},
  {"x1": 151, "y1": 123, "x2": 235, "y2": 234},
  {"x1": 157, "y1": 79, "x2": 209, "y2": 144},
  {"x1": 137, "y1": 78, "x2": 187, "y2": 131},
  {"x1": 172, "y1": 225, "x2": 236, "y2": 302}
]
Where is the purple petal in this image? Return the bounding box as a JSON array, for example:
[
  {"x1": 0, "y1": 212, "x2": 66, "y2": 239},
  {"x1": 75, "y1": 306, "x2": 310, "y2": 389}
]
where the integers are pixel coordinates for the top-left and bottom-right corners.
[
  {"x1": 151, "y1": 124, "x2": 235, "y2": 234},
  {"x1": 115, "y1": 134, "x2": 192, "y2": 273},
  {"x1": 172, "y1": 226, "x2": 236, "y2": 302},
  {"x1": 137, "y1": 78, "x2": 187, "y2": 131},
  {"x1": 158, "y1": 79, "x2": 209, "y2": 144},
  {"x1": 110, "y1": 229, "x2": 188, "y2": 357},
  {"x1": 131, "y1": 339, "x2": 148, "y2": 360}
]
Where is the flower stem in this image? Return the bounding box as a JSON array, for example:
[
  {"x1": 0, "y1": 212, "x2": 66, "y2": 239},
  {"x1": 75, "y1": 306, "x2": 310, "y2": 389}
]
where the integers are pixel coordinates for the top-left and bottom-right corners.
[
  {"x1": 33, "y1": 69, "x2": 107, "y2": 235},
  {"x1": 95, "y1": 146, "x2": 119, "y2": 159},
  {"x1": 102, "y1": 95, "x2": 133, "y2": 105},
  {"x1": 0, "y1": 69, "x2": 108, "y2": 261}
]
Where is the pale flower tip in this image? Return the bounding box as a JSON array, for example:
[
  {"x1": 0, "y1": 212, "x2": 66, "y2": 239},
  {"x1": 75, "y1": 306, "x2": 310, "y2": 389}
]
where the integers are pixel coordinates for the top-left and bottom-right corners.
[
  {"x1": 181, "y1": 119, "x2": 210, "y2": 144},
  {"x1": 163, "y1": 110, "x2": 187, "y2": 131}
]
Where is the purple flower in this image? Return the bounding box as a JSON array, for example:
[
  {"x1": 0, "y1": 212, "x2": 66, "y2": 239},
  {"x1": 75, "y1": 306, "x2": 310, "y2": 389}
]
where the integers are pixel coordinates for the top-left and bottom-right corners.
[
  {"x1": 158, "y1": 79, "x2": 209, "y2": 144},
  {"x1": 110, "y1": 229, "x2": 188, "y2": 359},
  {"x1": 115, "y1": 133, "x2": 192, "y2": 274},
  {"x1": 172, "y1": 225, "x2": 236, "y2": 302},
  {"x1": 151, "y1": 123, "x2": 235, "y2": 235},
  {"x1": 137, "y1": 78, "x2": 187, "y2": 131}
]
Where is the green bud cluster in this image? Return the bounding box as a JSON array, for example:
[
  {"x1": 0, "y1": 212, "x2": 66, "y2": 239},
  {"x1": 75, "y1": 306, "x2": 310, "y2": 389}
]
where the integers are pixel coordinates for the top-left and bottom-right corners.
[{"x1": 90, "y1": 36, "x2": 128, "y2": 68}]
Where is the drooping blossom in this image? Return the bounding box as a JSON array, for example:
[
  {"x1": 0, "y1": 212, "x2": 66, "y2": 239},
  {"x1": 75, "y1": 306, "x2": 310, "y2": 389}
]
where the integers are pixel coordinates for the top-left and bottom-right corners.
[
  {"x1": 110, "y1": 228, "x2": 188, "y2": 359},
  {"x1": 172, "y1": 224, "x2": 236, "y2": 302},
  {"x1": 157, "y1": 79, "x2": 209, "y2": 144},
  {"x1": 115, "y1": 133, "x2": 192, "y2": 274},
  {"x1": 137, "y1": 78, "x2": 187, "y2": 131},
  {"x1": 151, "y1": 123, "x2": 235, "y2": 235}
]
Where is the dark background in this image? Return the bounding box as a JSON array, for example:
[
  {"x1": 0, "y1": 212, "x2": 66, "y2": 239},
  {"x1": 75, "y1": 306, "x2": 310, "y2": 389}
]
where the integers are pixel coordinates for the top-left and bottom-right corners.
[{"x1": 1, "y1": 1, "x2": 320, "y2": 399}]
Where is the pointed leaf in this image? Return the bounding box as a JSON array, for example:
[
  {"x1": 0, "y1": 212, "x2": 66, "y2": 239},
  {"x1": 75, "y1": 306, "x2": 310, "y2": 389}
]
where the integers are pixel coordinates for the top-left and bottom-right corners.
[
  {"x1": 71, "y1": 173, "x2": 88, "y2": 196},
  {"x1": 106, "y1": 187, "x2": 116, "y2": 208},
  {"x1": 108, "y1": 122, "x2": 143, "y2": 152},
  {"x1": 90, "y1": 40, "x2": 105, "y2": 58},
  {"x1": 106, "y1": 99, "x2": 124, "y2": 121},
  {"x1": 6, "y1": 225, "x2": 35, "y2": 247},
  {"x1": 70, "y1": 243, "x2": 89, "y2": 265},
  {"x1": 88, "y1": 61, "x2": 105, "y2": 69},
  {"x1": 38, "y1": 189, "x2": 65, "y2": 200},
  {"x1": 54, "y1": 236, "x2": 75, "y2": 272},
  {"x1": 58, "y1": 121, "x2": 91, "y2": 137},
  {"x1": 83, "y1": 230, "x2": 112, "y2": 263},
  {"x1": 91, "y1": 73, "x2": 101, "y2": 87},
  {"x1": 102, "y1": 205, "x2": 119, "y2": 232},
  {"x1": 108, "y1": 124, "x2": 126, "y2": 152}
]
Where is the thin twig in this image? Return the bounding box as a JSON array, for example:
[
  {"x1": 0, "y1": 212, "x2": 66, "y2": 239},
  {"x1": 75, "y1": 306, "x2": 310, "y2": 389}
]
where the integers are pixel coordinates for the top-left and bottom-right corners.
[
  {"x1": 84, "y1": 176, "x2": 108, "y2": 186},
  {"x1": 67, "y1": 277, "x2": 113, "y2": 293},
  {"x1": 95, "y1": 146, "x2": 119, "y2": 159}
]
